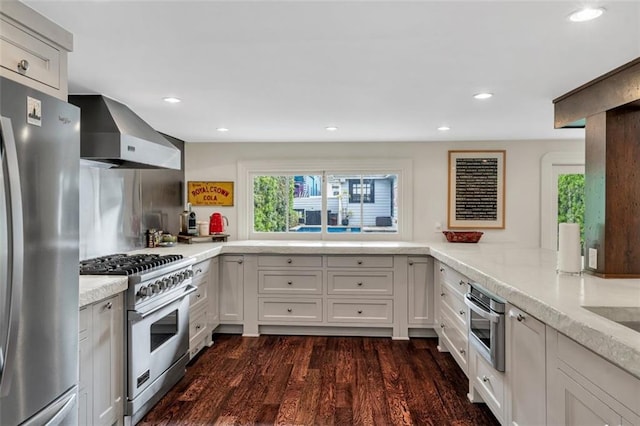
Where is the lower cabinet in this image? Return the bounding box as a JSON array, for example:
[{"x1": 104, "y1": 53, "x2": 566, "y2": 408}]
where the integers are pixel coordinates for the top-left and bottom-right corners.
[
  {"x1": 506, "y1": 304, "x2": 546, "y2": 426},
  {"x1": 78, "y1": 293, "x2": 123, "y2": 426},
  {"x1": 468, "y1": 344, "x2": 506, "y2": 425},
  {"x1": 407, "y1": 256, "x2": 433, "y2": 326},
  {"x1": 189, "y1": 259, "x2": 212, "y2": 359},
  {"x1": 220, "y1": 255, "x2": 245, "y2": 322},
  {"x1": 546, "y1": 328, "x2": 640, "y2": 426}
]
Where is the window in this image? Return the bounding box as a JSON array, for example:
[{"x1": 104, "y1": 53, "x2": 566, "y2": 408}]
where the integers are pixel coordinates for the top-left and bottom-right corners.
[
  {"x1": 349, "y1": 179, "x2": 375, "y2": 203},
  {"x1": 239, "y1": 159, "x2": 412, "y2": 240}
]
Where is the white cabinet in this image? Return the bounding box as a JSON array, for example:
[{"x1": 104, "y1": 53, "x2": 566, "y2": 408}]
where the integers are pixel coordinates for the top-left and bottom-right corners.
[
  {"x1": 546, "y1": 328, "x2": 640, "y2": 426},
  {"x1": 0, "y1": 1, "x2": 72, "y2": 99},
  {"x1": 208, "y1": 256, "x2": 220, "y2": 330},
  {"x1": 189, "y1": 259, "x2": 213, "y2": 359},
  {"x1": 220, "y1": 255, "x2": 244, "y2": 322},
  {"x1": 469, "y1": 344, "x2": 506, "y2": 424},
  {"x1": 434, "y1": 260, "x2": 469, "y2": 375},
  {"x1": 407, "y1": 256, "x2": 433, "y2": 326},
  {"x1": 78, "y1": 293, "x2": 124, "y2": 426},
  {"x1": 506, "y1": 304, "x2": 546, "y2": 426}
]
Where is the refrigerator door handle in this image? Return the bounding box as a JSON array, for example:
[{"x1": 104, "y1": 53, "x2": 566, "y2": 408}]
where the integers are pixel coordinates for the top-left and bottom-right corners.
[{"x1": 0, "y1": 116, "x2": 24, "y2": 397}]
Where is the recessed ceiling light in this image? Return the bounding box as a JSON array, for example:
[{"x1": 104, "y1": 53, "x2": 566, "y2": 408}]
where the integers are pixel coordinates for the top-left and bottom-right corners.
[
  {"x1": 325, "y1": 126, "x2": 338, "y2": 131},
  {"x1": 163, "y1": 97, "x2": 181, "y2": 103},
  {"x1": 473, "y1": 93, "x2": 493, "y2": 100},
  {"x1": 437, "y1": 126, "x2": 450, "y2": 131},
  {"x1": 569, "y1": 7, "x2": 605, "y2": 22},
  {"x1": 216, "y1": 127, "x2": 229, "y2": 132}
]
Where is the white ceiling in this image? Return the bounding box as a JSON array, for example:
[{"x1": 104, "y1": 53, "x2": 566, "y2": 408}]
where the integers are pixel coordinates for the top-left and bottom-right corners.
[{"x1": 24, "y1": 1, "x2": 640, "y2": 143}]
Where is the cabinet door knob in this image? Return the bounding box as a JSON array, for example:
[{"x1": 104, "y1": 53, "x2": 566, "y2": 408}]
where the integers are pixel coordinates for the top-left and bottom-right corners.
[
  {"x1": 357, "y1": 282, "x2": 363, "y2": 286},
  {"x1": 105, "y1": 302, "x2": 112, "y2": 310},
  {"x1": 439, "y1": 267, "x2": 445, "y2": 272},
  {"x1": 440, "y1": 323, "x2": 445, "y2": 328},
  {"x1": 482, "y1": 375, "x2": 489, "y2": 383},
  {"x1": 459, "y1": 349, "x2": 465, "y2": 355},
  {"x1": 440, "y1": 292, "x2": 445, "y2": 297},
  {"x1": 196, "y1": 325, "x2": 201, "y2": 330},
  {"x1": 517, "y1": 314, "x2": 525, "y2": 322},
  {"x1": 287, "y1": 281, "x2": 292, "y2": 285},
  {"x1": 196, "y1": 268, "x2": 202, "y2": 274},
  {"x1": 197, "y1": 294, "x2": 201, "y2": 298},
  {"x1": 459, "y1": 280, "x2": 465, "y2": 286},
  {"x1": 287, "y1": 258, "x2": 292, "y2": 264},
  {"x1": 357, "y1": 260, "x2": 363, "y2": 265},
  {"x1": 237, "y1": 259, "x2": 243, "y2": 264},
  {"x1": 409, "y1": 261, "x2": 414, "y2": 266},
  {"x1": 357, "y1": 310, "x2": 363, "y2": 314},
  {"x1": 17, "y1": 59, "x2": 30, "y2": 72},
  {"x1": 459, "y1": 310, "x2": 465, "y2": 316},
  {"x1": 287, "y1": 308, "x2": 292, "y2": 313}
]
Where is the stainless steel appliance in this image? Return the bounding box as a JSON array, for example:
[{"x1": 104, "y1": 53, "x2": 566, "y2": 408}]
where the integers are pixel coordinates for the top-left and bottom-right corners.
[
  {"x1": 464, "y1": 283, "x2": 506, "y2": 372},
  {"x1": 80, "y1": 253, "x2": 195, "y2": 424},
  {"x1": 0, "y1": 77, "x2": 80, "y2": 425}
]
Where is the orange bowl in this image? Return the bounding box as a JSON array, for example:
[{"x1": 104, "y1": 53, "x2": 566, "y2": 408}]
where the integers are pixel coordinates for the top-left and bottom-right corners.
[{"x1": 442, "y1": 231, "x2": 483, "y2": 243}]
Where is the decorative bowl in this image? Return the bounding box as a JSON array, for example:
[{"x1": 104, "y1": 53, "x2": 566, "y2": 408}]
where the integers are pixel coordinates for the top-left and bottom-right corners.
[{"x1": 442, "y1": 231, "x2": 484, "y2": 243}]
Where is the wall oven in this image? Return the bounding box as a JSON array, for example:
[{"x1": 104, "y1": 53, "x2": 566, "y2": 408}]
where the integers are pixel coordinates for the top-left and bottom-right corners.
[{"x1": 464, "y1": 283, "x2": 506, "y2": 372}]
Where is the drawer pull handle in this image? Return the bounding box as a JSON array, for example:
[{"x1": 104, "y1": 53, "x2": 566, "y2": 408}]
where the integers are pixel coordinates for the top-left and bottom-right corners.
[
  {"x1": 287, "y1": 308, "x2": 292, "y2": 313},
  {"x1": 439, "y1": 267, "x2": 445, "y2": 272},
  {"x1": 440, "y1": 292, "x2": 445, "y2": 297},
  {"x1": 197, "y1": 294, "x2": 201, "y2": 298},
  {"x1": 459, "y1": 280, "x2": 465, "y2": 286},
  {"x1": 105, "y1": 302, "x2": 112, "y2": 310},
  {"x1": 287, "y1": 281, "x2": 292, "y2": 285},
  {"x1": 357, "y1": 282, "x2": 363, "y2": 286},
  {"x1": 287, "y1": 258, "x2": 292, "y2": 264},
  {"x1": 357, "y1": 310, "x2": 363, "y2": 314},
  {"x1": 459, "y1": 310, "x2": 465, "y2": 316},
  {"x1": 509, "y1": 310, "x2": 526, "y2": 322},
  {"x1": 196, "y1": 268, "x2": 202, "y2": 274},
  {"x1": 237, "y1": 259, "x2": 243, "y2": 264},
  {"x1": 517, "y1": 314, "x2": 525, "y2": 322},
  {"x1": 482, "y1": 375, "x2": 489, "y2": 383},
  {"x1": 440, "y1": 323, "x2": 445, "y2": 328},
  {"x1": 409, "y1": 261, "x2": 414, "y2": 266},
  {"x1": 357, "y1": 260, "x2": 363, "y2": 265},
  {"x1": 459, "y1": 349, "x2": 465, "y2": 355},
  {"x1": 17, "y1": 59, "x2": 30, "y2": 72},
  {"x1": 196, "y1": 325, "x2": 201, "y2": 330}
]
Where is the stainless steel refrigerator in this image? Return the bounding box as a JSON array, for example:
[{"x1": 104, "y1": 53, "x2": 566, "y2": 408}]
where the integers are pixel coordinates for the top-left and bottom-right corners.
[{"x1": 0, "y1": 77, "x2": 79, "y2": 425}]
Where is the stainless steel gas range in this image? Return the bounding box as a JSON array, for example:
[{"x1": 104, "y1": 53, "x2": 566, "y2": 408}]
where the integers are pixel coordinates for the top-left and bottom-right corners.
[{"x1": 80, "y1": 253, "x2": 196, "y2": 424}]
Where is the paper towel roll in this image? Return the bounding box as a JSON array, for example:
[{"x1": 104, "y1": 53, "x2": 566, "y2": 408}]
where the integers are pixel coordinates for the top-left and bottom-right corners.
[{"x1": 558, "y1": 223, "x2": 581, "y2": 273}]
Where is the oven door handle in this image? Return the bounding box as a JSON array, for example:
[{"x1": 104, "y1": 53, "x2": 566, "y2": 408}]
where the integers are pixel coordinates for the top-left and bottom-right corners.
[
  {"x1": 130, "y1": 285, "x2": 197, "y2": 320},
  {"x1": 464, "y1": 293, "x2": 501, "y2": 323}
]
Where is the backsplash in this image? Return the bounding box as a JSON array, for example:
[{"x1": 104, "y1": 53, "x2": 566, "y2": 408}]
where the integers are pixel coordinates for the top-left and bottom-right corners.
[{"x1": 79, "y1": 134, "x2": 185, "y2": 259}]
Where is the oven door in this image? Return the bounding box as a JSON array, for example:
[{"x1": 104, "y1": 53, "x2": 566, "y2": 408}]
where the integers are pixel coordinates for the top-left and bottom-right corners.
[
  {"x1": 127, "y1": 285, "x2": 196, "y2": 400},
  {"x1": 464, "y1": 292, "x2": 505, "y2": 371}
]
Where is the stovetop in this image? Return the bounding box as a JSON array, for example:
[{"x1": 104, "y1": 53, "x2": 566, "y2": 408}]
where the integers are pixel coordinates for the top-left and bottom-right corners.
[{"x1": 79, "y1": 253, "x2": 184, "y2": 276}]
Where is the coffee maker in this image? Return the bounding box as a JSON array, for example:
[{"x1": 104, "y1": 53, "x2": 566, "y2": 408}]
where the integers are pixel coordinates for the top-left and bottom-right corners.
[{"x1": 179, "y1": 203, "x2": 198, "y2": 235}]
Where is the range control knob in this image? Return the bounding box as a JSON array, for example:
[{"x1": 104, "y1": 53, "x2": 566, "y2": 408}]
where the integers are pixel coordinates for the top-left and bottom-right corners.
[
  {"x1": 149, "y1": 283, "x2": 160, "y2": 294},
  {"x1": 138, "y1": 286, "x2": 151, "y2": 297},
  {"x1": 187, "y1": 269, "x2": 194, "y2": 278},
  {"x1": 157, "y1": 279, "x2": 166, "y2": 291},
  {"x1": 163, "y1": 277, "x2": 172, "y2": 288}
]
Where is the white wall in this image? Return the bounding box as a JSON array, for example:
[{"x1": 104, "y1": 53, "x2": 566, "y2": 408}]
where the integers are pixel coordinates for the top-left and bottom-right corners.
[{"x1": 185, "y1": 139, "x2": 584, "y2": 246}]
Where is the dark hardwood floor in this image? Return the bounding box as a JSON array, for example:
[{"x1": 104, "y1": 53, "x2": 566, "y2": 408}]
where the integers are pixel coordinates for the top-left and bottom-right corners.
[{"x1": 140, "y1": 334, "x2": 499, "y2": 426}]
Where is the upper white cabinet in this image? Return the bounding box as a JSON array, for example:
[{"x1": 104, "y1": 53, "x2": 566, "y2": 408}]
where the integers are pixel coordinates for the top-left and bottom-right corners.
[{"x1": 0, "y1": 1, "x2": 73, "y2": 99}]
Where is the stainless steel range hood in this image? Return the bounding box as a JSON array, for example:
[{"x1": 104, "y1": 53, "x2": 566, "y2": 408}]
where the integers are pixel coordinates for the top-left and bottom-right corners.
[{"x1": 69, "y1": 95, "x2": 181, "y2": 169}]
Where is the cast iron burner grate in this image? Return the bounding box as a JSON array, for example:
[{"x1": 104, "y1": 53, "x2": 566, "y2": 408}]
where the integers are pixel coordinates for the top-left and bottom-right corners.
[{"x1": 79, "y1": 253, "x2": 184, "y2": 275}]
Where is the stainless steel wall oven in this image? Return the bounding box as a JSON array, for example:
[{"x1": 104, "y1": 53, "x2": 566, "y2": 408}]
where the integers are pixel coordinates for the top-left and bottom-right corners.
[{"x1": 464, "y1": 283, "x2": 506, "y2": 372}]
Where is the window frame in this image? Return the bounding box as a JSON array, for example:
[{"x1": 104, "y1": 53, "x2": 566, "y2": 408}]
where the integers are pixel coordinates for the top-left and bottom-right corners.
[
  {"x1": 238, "y1": 158, "x2": 412, "y2": 240},
  {"x1": 348, "y1": 178, "x2": 375, "y2": 203}
]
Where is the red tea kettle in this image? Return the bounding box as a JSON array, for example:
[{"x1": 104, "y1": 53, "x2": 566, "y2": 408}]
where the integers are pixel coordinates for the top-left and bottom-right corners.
[{"x1": 209, "y1": 212, "x2": 228, "y2": 234}]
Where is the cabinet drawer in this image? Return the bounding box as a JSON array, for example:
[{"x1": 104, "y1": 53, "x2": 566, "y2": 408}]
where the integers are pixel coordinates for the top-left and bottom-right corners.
[
  {"x1": 258, "y1": 298, "x2": 322, "y2": 322},
  {"x1": 437, "y1": 263, "x2": 470, "y2": 296},
  {"x1": 327, "y1": 299, "x2": 393, "y2": 324},
  {"x1": 258, "y1": 270, "x2": 322, "y2": 294},
  {"x1": 439, "y1": 282, "x2": 468, "y2": 331},
  {"x1": 190, "y1": 278, "x2": 208, "y2": 310},
  {"x1": 189, "y1": 338, "x2": 207, "y2": 360},
  {"x1": 192, "y1": 260, "x2": 211, "y2": 281},
  {"x1": 472, "y1": 347, "x2": 505, "y2": 415},
  {"x1": 0, "y1": 18, "x2": 60, "y2": 89},
  {"x1": 189, "y1": 308, "x2": 208, "y2": 342},
  {"x1": 440, "y1": 308, "x2": 468, "y2": 373},
  {"x1": 258, "y1": 255, "x2": 322, "y2": 268},
  {"x1": 328, "y1": 271, "x2": 393, "y2": 295},
  {"x1": 327, "y1": 256, "x2": 393, "y2": 268}
]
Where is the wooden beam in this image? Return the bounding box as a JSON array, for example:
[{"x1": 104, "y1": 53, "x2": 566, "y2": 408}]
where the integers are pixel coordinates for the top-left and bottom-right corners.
[{"x1": 553, "y1": 57, "x2": 640, "y2": 128}]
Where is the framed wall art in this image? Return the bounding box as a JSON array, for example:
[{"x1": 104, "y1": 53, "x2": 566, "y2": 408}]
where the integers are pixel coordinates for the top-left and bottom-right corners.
[
  {"x1": 448, "y1": 150, "x2": 505, "y2": 229},
  {"x1": 188, "y1": 181, "x2": 234, "y2": 206}
]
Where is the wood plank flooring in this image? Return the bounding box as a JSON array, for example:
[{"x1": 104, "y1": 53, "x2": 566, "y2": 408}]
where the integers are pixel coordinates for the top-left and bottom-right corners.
[{"x1": 140, "y1": 334, "x2": 499, "y2": 426}]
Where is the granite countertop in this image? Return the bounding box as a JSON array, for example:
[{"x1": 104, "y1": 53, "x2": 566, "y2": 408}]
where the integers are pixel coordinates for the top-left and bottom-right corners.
[{"x1": 78, "y1": 239, "x2": 640, "y2": 378}]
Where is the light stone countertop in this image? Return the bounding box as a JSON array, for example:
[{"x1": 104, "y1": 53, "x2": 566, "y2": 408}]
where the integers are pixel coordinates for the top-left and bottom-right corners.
[
  {"x1": 79, "y1": 239, "x2": 640, "y2": 378},
  {"x1": 79, "y1": 275, "x2": 128, "y2": 308}
]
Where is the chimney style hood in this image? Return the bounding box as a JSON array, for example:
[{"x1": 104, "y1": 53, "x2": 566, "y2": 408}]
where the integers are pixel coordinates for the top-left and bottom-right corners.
[{"x1": 69, "y1": 95, "x2": 181, "y2": 170}]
